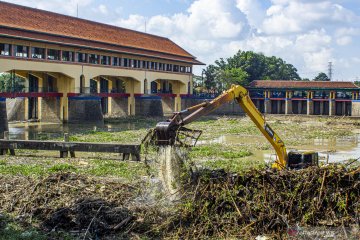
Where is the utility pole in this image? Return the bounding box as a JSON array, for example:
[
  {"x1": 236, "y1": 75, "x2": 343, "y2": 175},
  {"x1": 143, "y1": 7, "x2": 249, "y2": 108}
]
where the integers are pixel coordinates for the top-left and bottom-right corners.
[{"x1": 328, "y1": 62, "x2": 333, "y2": 81}]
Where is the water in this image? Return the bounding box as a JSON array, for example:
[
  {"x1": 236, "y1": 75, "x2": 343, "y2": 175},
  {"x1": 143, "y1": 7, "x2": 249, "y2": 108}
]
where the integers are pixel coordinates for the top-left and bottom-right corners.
[
  {"x1": 7, "y1": 121, "x2": 152, "y2": 140},
  {"x1": 199, "y1": 134, "x2": 360, "y2": 164},
  {"x1": 7, "y1": 122, "x2": 360, "y2": 164}
]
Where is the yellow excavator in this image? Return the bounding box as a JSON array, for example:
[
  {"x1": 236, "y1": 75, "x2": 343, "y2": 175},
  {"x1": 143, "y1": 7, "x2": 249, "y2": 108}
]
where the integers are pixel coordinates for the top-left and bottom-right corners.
[{"x1": 152, "y1": 85, "x2": 319, "y2": 170}]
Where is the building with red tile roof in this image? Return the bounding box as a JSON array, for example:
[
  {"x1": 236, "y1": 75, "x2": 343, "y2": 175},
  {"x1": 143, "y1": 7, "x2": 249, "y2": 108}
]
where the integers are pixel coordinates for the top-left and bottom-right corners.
[{"x1": 0, "y1": 1, "x2": 203, "y2": 122}]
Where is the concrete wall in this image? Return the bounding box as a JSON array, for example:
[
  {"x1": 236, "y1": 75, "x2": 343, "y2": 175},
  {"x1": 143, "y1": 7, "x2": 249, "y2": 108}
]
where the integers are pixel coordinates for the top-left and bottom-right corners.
[
  {"x1": 109, "y1": 98, "x2": 128, "y2": 118},
  {"x1": 6, "y1": 98, "x2": 25, "y2": 122},
  {"x1": 0, "y1": 98, "x2": 8, "y2": 138},
  {"x1": 162, "y1": 97, "x2": 175, "y2": 115},
  {"x1": 135, "y1": 96, "x2": 164, "y2": 116},
  {"x1": 41, "y1": 98, "x2": 61, "y2": 123},
  {"x1": 68, "y1": 96, "x2": 103, "y2": 124},
  {"x1": 352, "y1": 101, "x2": 360, "y2": 116}
]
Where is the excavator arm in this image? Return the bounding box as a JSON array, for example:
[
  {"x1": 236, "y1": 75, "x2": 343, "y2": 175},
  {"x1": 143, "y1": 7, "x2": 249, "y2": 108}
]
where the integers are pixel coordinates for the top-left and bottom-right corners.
[{"x1": 155, "y1": 85, "x2": 287, "y2": 170}]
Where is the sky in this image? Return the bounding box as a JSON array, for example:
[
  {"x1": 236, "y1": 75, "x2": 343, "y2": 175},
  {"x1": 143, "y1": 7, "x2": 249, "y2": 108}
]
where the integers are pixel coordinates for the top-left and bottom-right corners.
[{"x1": 3, "y1": 0, "x2": 360, "y2": 81}]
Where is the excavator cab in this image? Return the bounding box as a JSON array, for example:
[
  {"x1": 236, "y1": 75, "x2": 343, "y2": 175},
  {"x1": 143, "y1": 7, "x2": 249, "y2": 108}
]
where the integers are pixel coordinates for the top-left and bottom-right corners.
[{"x1": 287, "y1": 151, "x2": 319, "y2": 169}]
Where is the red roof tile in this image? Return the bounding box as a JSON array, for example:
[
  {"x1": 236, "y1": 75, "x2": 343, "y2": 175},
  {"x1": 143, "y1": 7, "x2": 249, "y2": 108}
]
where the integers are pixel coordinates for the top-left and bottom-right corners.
[
  {"x1": 0, "y1": 1, "x2": 202, "y2": 64},
  {"x1": 249, "y1": 80, "x2": 359, "y2": 89}
]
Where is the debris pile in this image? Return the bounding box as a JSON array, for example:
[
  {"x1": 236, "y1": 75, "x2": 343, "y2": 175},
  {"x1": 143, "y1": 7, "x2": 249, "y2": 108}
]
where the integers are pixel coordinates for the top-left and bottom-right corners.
[
  {"x1": 168, "y1": 166, "x2": 360, "y2": 238},
  {"x1": 0, "y1": 173, "x2": 164, "y2": 239},
  {"x1": 0, "y1": 165, "x2": 359, "y2": 239}
]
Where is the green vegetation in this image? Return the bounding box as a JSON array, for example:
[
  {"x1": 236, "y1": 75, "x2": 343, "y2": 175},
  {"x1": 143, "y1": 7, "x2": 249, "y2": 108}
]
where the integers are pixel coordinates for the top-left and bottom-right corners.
[
  {"x1": 198, "y1": 50, "x2": 300, "y2": 93},
  {"x1": 0, "y1": 72, "x2": 25, "y2": 92}
]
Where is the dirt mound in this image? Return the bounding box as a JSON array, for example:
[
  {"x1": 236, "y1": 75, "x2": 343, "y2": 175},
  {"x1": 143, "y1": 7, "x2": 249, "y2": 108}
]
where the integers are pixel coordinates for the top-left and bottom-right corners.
[{"x1": 168, "y1": 166, "x2": 360, "y2": 238}]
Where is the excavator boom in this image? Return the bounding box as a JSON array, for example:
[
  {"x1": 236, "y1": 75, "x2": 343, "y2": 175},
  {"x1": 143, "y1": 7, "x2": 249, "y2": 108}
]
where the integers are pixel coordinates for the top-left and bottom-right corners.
[{"x1": 154, "y1": 85, "x2": 317, "y2": 170}]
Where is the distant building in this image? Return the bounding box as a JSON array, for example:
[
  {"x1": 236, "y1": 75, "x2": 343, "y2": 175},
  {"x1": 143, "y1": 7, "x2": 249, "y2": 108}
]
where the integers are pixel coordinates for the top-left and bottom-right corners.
[
  {"x1": 248, "y1": 80, "x2": 360, "y2": 116},
  {"x1": 0, "y1": 1, "x2": 203, "y2": 122}
]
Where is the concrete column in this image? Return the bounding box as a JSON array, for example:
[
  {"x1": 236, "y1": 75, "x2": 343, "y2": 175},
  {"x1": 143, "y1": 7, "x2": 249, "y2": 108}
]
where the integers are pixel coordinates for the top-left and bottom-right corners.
[
  {"x1": 175, "y1": 95, "x2": 181, "y2": 112},
  {"x1": 285, "y1": 100, "x2": 292, "y2": 114},
  {"x1": 351, "y1": 101, "x2": 360, "y2": 116},
  {"x1": 306, "y1": 91, "x2": 313, "y2": 115},
  {"x1": 329, "y1": 91, "x2": 336, "y2": 116},
  {"x1": 24, "y1": 97, "x2": 29, "y2": 120},
  {"x1": 307, "y1": 100, "x2": 313, "y2": 115},
  {"x1": 265, "y1": 99, "x2": 271, "y2": 114},
  {"x1": 264, "y1": 91, "x2": 271, "y2": 114},
  {"x1": 329, "y1": 100, "x2": 335, "y2": 116},
  {"x1": 277, "y1": 100, "x2": 281, "y2": 114},
  {"x1": 108, "y1": 80, "x2": 113, "y2": 115},
  {"x1": 320, "y1": 101, "x2": 324, "y2": 115},
  {"x1": 38, "y1": 76, "x2": 43, "y2": 121},
  {"x1": 0, "y1": 98, "x2": 8, "y2": 139}
]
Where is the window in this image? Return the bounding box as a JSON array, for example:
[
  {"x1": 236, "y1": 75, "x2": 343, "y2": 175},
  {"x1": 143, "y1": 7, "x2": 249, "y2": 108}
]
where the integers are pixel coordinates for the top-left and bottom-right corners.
[
  {"x1": 101, "y1": 56, "x2": 110, "y2": 65},
  {"x1": 180, "y1": 66, "x2": 186, "y2": 72},
  {"x1": 0, "y1": 43, "x2": 11, "y2": 56},
  {"x1": 47, "y1": 49, "x2": 60, "y2": 60},
  {"x1": 89, "y1": 54, "x2": 98, "y2": 64},
  {"x1": 173, "y1": 65, "x2": 179, "y2": 72},
  {"x1": 14, "y1": 45, "x2": 28, "y2": 58},
  {"x1": 112, "y1": 57, "x2": 118, "y2": 66},
  {"x1": 62, "y1": 51, "x2": 74, "y2": 61},
  {"x1": 76, "y1": 52, "x2": 88, "y2": 63},
  {"x1": 31, "y1": 47, "x2": 45, "y2": 59},
  {"x1": 123, "y1": 58, "x2": 129, "y2": 67}
]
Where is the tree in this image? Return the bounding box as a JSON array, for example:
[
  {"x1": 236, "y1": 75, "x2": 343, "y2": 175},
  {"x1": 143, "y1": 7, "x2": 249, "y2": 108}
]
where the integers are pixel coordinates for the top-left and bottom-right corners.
[
  {"x1": 314, "y1": 72, "x2": 330, "y2": 81},
  {"x1": 200, "y1": 50, "x2": 301, "y2": 92},
  {"x1": 0, "y1": 73, "x2": 25, "y2": 92},
  {"x1": 219, "y1": 68, "x2": 249, "y2": 90}
]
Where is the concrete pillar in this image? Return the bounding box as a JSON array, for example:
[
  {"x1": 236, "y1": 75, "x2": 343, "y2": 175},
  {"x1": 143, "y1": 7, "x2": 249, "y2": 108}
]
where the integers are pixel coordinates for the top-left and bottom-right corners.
[
  {"x1": 320, "y1": 102, "x2": 324, "y2": 115},
  {"x1": 329, "y1": 91, "x2": 336, "y2": 116},
  {"x1": 175, "y1": 95, "x2": 181, "y2": 112},
  {"x1": 329, "y1": 100, "x2": 335, "y2": 116},
  {"x1": 306, "y1": 91, "x2": 313, "y2": 115},
  {"x1": 276, "y1": 101, "x2": 281, "y2": 114},
  {"x1": 0, "y1": 98, "x2": 8, "y2": 139},
  {"x1": 285, "y1": 100, "x2": 292, "y2": 114},
  {"x1": 307, "y1": 100, "x2": 313, "y2": 115},
  {"x1": 265, "y1": 99, "x2": 271, "y2": 114},
  {"x1": 24, "y1": 97, "x2": 29, "y2": 120},
  {"x1": 351, "y1": 101, "x2": 360, "y2": 116}
]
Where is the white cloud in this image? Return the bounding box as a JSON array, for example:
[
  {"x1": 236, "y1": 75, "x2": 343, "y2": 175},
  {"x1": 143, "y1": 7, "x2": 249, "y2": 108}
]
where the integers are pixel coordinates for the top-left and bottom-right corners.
[
  {"x1": 3, "y1": 0, "x2": 360, "y2": 80},
  {"x1": 5, "y1": 0, "x2": 93, "y2": 16},
  {"x1": 336, "y1": 36, "x2": 352, "y2": 46}
]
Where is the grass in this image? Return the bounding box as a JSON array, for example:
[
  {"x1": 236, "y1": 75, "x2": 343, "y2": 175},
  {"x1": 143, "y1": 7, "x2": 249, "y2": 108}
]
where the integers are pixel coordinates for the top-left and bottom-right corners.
[
  {"x1": 1, "y1": 115, "x2": 358, "y2": 177},
  {"x1": 190, "y1": 144, "x2": 252, "y2": 159},
  {"x1": 0, "y1": 215, "x2": 73, "y2": 240},
  {"x1": 0, "y1": 158, "x2": 146, "y2": 181}
]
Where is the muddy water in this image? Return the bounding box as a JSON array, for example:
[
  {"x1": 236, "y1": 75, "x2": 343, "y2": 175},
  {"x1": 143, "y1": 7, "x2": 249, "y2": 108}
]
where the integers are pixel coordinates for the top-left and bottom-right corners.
[
  {"x1": 7, "y1": 122, "x2": 360, "y2": 163},
  {"x1": 199, "y1": 134, "x2": 360, "y2": 163},
  {"x1": 7, "y1": 122, "x2": 148, "y2": 140}
]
